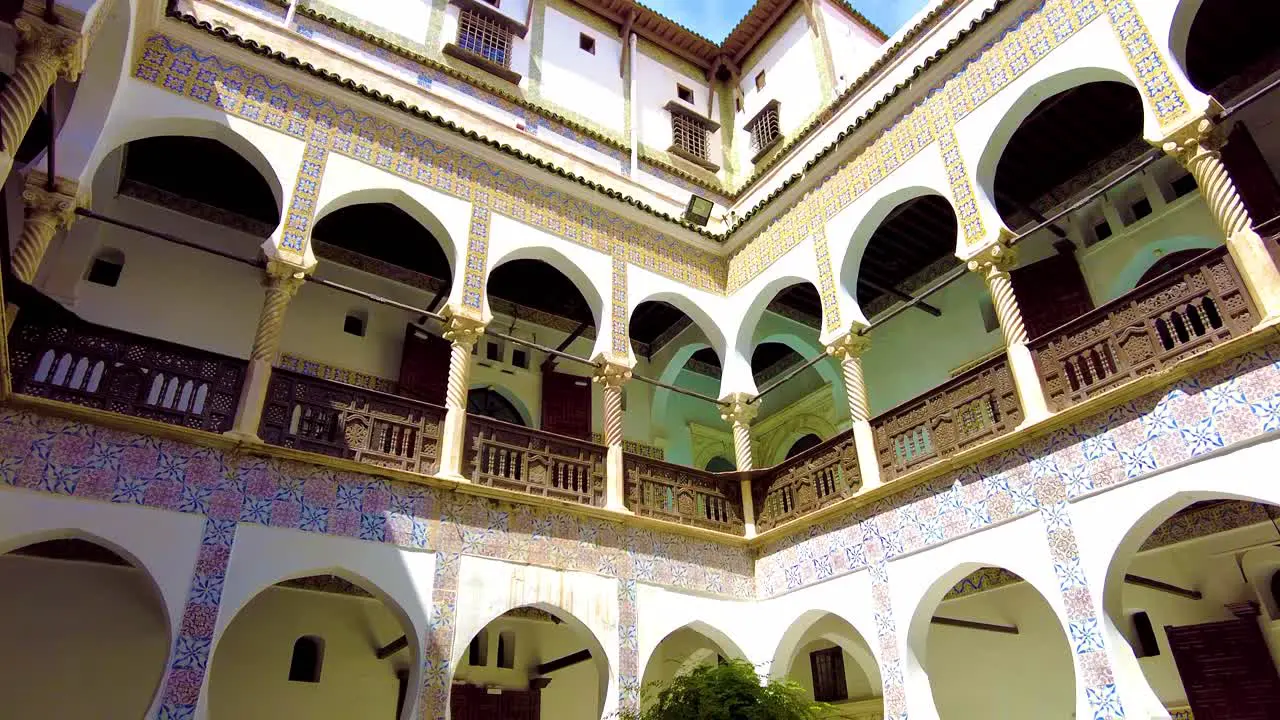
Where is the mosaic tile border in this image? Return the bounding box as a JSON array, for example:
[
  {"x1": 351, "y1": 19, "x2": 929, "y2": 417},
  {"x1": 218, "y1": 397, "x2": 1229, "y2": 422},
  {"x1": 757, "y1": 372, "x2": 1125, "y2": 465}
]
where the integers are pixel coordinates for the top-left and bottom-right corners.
[{"x1": 1101, "y1": 0, "x2": 1190, "y2": 127}]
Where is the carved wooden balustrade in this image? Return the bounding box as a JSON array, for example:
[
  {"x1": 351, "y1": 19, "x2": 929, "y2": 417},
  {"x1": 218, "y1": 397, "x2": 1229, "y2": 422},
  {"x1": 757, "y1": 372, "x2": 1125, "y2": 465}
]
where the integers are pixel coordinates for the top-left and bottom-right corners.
[
  {"x1": 872, "y1": 356, "x2": 1022, "y2": 482},
  {"x1": 9, "y1": 307, "x2": 245, "y2": 432},
  {"x1": 1031, "y1": 246, "x2": 1255, "y2": 411},
  {"x1": 752, "y1": 430, "x2": 859, "y2": 533},
  {"x1": 259, "y1": 370, "x2": 445, "y2": 474},
  {"x1": 623, "y1": 455, "x2": 744, "y2": 534},
  {"x1": 464, "y1": 415, "x2": 606, "y2": 506}
]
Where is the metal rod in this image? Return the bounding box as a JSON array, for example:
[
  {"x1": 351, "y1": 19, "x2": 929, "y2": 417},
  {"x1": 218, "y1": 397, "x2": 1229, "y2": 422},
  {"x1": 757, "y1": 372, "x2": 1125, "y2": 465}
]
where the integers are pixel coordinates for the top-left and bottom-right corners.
[
  {"x1": 860, "y1": 278, "x2": 942, "y2": 316},
  {"x1": 1124, "y1": 573, "x2": 1202, "y2": 601},
  {"x1": 535, "y1": 649, "x2": 593, "y2": 675},
  {"x1": 629, "y1": 370, "x2": 725, "y2": 405},
  {"x1": 752, "y1": 349, "x2": 833, "y2": 403},
  {"x1": 43, "y1": 88, "x2": 57, "y2": 190},
  {"x1": 931, "y1": 615, "x2": 1019, "y2": 634},
  {"x1": 74, "y1": 208, "x2": 264, "y2": 269},
  {"x1": 1219, "y1": 73, "x2": 1280, "y2": 120},
  {"x1": 375, "y1": 635, "x2": 409, "y2": 660}
]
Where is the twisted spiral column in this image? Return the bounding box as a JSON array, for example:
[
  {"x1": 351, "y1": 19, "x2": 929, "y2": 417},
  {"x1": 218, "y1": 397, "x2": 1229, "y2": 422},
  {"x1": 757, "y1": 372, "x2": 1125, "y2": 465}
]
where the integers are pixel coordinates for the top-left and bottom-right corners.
[
  {"x1": 0, "y1": 18, "x2": 84, "y2": 181},
  {"x1": 439, "y1": 313, "x2": 486, "y2": 480},
  {"x1": 826, "y1": 331, "x2": 880, "y2": 491},
  {"x1": 226, "y1": 263, "x2": 308, "y2": 441},
  {"x1": 594, "y1": 363, "x2": 632, "y2": 512},
  {"x1": 1163, "y1": 113, "x2": 1280, "y2": 322},
  {"x1": 969, "y1": 243, "x2": 1051, "y2": 424},
  {"x1": 13, "y1": 177, "x2": 78, "y2": 285},
  {"x1": 721, "y1": 394, "x2": 759, "y2": 536}
]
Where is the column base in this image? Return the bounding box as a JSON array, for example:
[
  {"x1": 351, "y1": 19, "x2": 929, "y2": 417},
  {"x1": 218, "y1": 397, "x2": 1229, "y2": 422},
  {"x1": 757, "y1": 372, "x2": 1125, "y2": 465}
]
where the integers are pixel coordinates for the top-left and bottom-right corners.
[
  {"x1": 1006, "y1": 342, "x2": 1053, "y2": 427},
  {"x1": 851, "y1": 420, "x2": 882, "y2": 493},
  {"x1": 222, "y1": 429, "x2": 264, "y2": 445},
  {"x1": 1227, "y1": 228, "x2": 1280, "y2": 323},
  {"x1": 604, "y1": 501, "x2": 633, "y2": 515},
  {"x1": 435, "y1": 471, "x2": 470, "y2": 484},
  {"x1": 227, "y1": 358, "x2": 273, "y2": 441}
]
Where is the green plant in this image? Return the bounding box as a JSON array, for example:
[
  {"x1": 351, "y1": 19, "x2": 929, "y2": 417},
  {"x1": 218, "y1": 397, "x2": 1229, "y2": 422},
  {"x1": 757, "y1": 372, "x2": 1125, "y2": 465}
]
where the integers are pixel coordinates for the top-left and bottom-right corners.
[{"x1": 618, "y1": 659, "x2": 828, "y2": 720}]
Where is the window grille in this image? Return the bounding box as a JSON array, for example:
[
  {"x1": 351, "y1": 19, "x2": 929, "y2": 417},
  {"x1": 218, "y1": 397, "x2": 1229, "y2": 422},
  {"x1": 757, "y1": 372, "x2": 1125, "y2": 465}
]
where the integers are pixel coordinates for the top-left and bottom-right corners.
[
  {"x1": 671, "y1": 112, "x2": 710, "y2": 161},
  {"x1": 747, "y1": 103, "x2": 781, "y2": 156},
  {"x1": 457, "y1": 8, "x2": 513, "y2": 67}
]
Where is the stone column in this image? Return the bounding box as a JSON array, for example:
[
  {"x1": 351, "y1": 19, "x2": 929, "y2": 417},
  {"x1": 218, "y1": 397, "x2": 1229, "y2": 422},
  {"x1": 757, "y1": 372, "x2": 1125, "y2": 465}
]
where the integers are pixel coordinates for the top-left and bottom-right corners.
[
  {"x1": 720, "y1": 393, "x2": 759, "y2": 537},
  {"x1": 226, "y1": 261, "x2": 306, "y2": 441},
  {"x1": 968, "y1": 243, "x2": 1052, "y2": 425},
  {"x1": 826, "y1": 331, "x2": 882, "y2": 492},
  {"x1": 0, "y1": 16, "x2": 86, "y2": 182},
  {"x1": 6, "y1": 172, "x2": 81, "y2": 326},
  {"x1": 438, "y1": 311, "x2": 486, "y2": 481},
  {"x1": 594, "y1": 361, "x2": 632, "y2": 513},
  {"x1": 1161, "y1": 107, "x2": 1280, "y2": 324}
]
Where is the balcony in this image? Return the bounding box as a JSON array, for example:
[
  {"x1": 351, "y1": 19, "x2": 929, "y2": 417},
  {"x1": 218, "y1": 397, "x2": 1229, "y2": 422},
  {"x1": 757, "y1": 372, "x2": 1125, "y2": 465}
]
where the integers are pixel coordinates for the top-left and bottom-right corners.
[
  {"x1": 464, "y1": 415, "x2": 606, "y2": 507},
  {"x1": 624, "y1": 454, "x2": 744, "y2": 533},
  {"x1": 751, "y1": 430, "x2": 859, "y2": 533}
]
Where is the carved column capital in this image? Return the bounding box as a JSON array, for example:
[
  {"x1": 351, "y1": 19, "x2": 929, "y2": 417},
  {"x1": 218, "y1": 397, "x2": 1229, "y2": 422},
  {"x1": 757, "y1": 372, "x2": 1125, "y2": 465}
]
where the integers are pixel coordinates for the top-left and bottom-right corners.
[
  {"x1": 22, "y1": 172, "x2": 82, "y2": 226},
  {"x1": 825, "y1": 330, "x2": 870, "y2": 362},
  {"x1": 719, "y1": 393, "x2": 758, "y2": 427},
  {"x1": 15, "y1": 15, "x2": 88, "y2": 80},
  {"x1": 442, "y1": 314, "x2": 486, "y2": 347},
  {"x1": 592, "y1": 361, "x2": 633, "y2": 390},
  {"x1": 1155, "y1": 99, "x2": 1225, "y2": 166},
  {"x1": 966, "y1": 242, "x2": 1019, "y2": 279},
  {"x1": 263, "y1": 260, "x2": 307, "y2": 297}
]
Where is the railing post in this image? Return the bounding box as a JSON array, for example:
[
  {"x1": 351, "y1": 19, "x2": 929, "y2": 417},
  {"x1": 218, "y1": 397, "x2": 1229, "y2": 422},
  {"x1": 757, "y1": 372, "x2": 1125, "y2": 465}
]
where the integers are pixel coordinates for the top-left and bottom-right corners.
[
  {"x1": 1159, "y1": 103, "x2": 1280, "y2": 326},
  {"x1": 438, "y1": 309, "x2": 486, "y2": 481},
  {"x1": 720, "y1": 393, "x2": 758, "y2": 537},
  {"x1": 593, "y1": 361, "x2": 633, "y2": 513},
  {"x1": 826, "y1": 331, "x2": 881, "y2": 492},
  {"x1": 0, "y1": 14, "x2": 88, "y2": 182},
  {"x1": 968, "y1": 242, "x2": 1052, "y2": 426},
  {"x1": 226, "y1": 261, "x2": 308, "y2": 441},
  {"x1": 6, "y1": 172, "x2": 82, "y2": 326}
]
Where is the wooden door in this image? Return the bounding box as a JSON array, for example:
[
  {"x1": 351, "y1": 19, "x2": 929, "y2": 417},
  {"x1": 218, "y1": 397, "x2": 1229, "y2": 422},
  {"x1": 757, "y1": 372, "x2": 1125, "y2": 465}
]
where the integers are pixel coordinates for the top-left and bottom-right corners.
[
  {"x1": 1009, "y1": 252, "x2": 1095, "y2": 340},
  {"x1": 541, "y1": 367, "x2": 591, "y2": 439},
  {"x1": 449, "y1": 685, "x2": 540, "y2": 720},
  {"x1": 398, "y1": 323, "x2": 451, "y2": 405},
  {"x1": 1166, "y1": 616, "x2": 1280, "y2": 720},
  {"x1": 1222, "y1": 123, "x2": 1280, "y2": 228}
]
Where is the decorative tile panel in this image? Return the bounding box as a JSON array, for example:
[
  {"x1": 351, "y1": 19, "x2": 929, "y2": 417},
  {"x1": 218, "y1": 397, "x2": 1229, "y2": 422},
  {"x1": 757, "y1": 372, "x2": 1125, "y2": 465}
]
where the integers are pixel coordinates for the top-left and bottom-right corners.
[
  {"x1": 420, "y1": 551, "x2": 459, "y2": 720},
  {"x1": 617, "y1": 578, "x2": 640, "y2": 714},
  {"x1": 611, "y1": 247, "x2": 629, "y2": 359},
  {"x1": 462, "y1": 205, "x2": 491, "y2": 313},
  {"x1": 809, "y1": 220, "x2": 841, "y2": 332},
  {"x1": 1101, "y1": 0, "x2": 1190, "y2": 127}
]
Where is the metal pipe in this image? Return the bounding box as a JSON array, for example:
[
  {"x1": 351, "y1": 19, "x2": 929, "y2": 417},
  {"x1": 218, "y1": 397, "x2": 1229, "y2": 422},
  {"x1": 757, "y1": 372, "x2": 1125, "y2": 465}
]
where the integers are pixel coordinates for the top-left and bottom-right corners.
[
  {"x1": 931, "y1": 615, "x2": 1019, "y2": 635},
  {"x1": 74, "y1": 208, "x2": 264, "y2": 268},
  {"x1": 751, "y1": 348, "x2": 833, "y2": 403},
  {"x1": 1219, "y1": 73, "x2": 1280, "y2": 120},
  {"x1": 43, "y1": 89, "x2": 57, "y2": 190},
  {"x1": 629, "y1": 371, "x2": 725, "y2": 405},
  {"x1": 1124, "y1": 573, "x2": 1202, "y2": 601}
]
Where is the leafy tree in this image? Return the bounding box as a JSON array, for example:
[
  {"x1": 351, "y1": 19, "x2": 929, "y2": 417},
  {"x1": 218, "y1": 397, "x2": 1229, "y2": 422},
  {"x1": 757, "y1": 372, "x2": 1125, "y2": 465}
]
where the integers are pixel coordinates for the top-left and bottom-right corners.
[{"x1": 619, "y1": 659, "x2": 827, "y2": 720}]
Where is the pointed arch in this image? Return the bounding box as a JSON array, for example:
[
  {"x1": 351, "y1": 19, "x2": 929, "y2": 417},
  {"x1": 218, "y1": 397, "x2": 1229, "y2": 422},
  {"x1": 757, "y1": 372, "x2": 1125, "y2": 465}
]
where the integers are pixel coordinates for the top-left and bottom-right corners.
[
  {"x1": 486, "y1": 244, "x2": 607, "y2": 338},
  {"x1": 312, "y1": 187, "x2": 459, "y2": 281}
]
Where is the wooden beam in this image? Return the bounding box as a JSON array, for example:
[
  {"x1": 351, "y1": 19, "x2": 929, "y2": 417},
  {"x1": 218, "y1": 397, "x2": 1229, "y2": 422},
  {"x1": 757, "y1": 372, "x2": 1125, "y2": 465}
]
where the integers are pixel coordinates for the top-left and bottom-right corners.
[
  {"x1": 1124, "y1": 574, "x2": 1203, "y2": 601},
  {"x1": 858, "y1": 278, "x2": 943, "y2": 316},
  {"x1": 535, "y1": 649, "x2": 593, "y2": 675},
  {"x1": 376, "y1": 634, "x2": 409, "y2": 660},
  {"x1": 931, "y1": 615, "x2": 1019, "y2": 635}
]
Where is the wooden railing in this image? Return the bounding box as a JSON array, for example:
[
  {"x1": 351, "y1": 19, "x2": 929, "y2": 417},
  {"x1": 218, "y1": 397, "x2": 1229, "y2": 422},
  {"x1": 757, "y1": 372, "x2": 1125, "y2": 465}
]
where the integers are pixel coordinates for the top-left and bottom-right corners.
[
  {"x1": 1031, "y1": 246, "x2": 1255, "y2": 411},
  {"x1": 623, "y1": 454, "x2": 744, "y2": 533},
  {"x1": 259, "y1": 370, "x2": 446, "y2": 474},
  {"x1": 752, "y1": 430, "x2": 859, "y2": 533},
  {"x1": 464, "y1": 415, "x2": 606, "y2": 506},
  {"x1": 871, "y1": 356, "x2": 1022, "y2": 482},
  {"x1": 9, "y1": 307, "x2": 246, "y2": 432}
]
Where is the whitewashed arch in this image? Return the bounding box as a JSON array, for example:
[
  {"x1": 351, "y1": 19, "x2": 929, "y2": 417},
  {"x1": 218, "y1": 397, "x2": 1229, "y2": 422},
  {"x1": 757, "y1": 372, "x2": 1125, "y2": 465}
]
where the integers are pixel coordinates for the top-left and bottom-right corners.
[
  {"x1": 768, "y1": 608, "x2": 882, "y2": 691},
  {"x1": 724, "y1": 273, "x2": 822, "y2": 399},
  {"x1": 629, "y1": 288, "x2": 728, "y2": 365},
  {"x1": 468, "y1": 382, "x2": 534, "y2": 427},
  {"x1": 766, "y1": 419, "x2": 840, "y2": 467},
  {"x1": 755, "y1": 328, "x2": 844, "y2": 418},
  {"x1": 312, "y1": 187, "x2": 461, "y2": 280},
  {"x1": 639, "y1": 621, "x2": 747, "y2": 692},
  {"x1": 1101, "y1": 234, "x2": 1220, "y2": 301}
]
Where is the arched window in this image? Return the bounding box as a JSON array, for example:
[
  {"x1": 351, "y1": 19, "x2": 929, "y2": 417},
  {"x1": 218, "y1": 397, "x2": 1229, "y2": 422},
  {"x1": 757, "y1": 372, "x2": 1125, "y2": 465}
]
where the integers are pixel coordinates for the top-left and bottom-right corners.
[
  {"x1": 1270, "y1": 570, "x2": 1280, "y2": 614},
  {"x1": 467, "y1": 388, "x2": 524, "y2": 426},
  {"x1": 1135, "y1": 250, "x2": 1210, "y2": 288},
  {"x1": 705, "y1": 456, "x2": 735, "y2": 472},
  {"x1": 288, "y1": 636, "x2": 324, "y2": 683},
  {"x1": 343, "y1": 310, "x2": 367, "y2": 337},
  {"x1": 785, "y1": 434, "x2": 823, "y2": 460},
  {"x1": 85, "y1": 248, "x2": 125, "y2": 287},
  {"x1": 468, "y1": 629, "x2": 489, "y2": 666}
]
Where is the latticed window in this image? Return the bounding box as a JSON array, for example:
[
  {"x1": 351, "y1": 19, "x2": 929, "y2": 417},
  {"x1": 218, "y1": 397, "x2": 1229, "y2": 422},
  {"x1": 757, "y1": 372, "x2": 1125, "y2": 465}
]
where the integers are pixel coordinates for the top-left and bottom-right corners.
[
  {"x1": 747, "y1": 101, "x2": 781, "y2": 157},
  {"x1": 671, "y1": 112, "x2": 709, "y2": 161},
  {"x1": 457, "y1": 8, "x2": 513, "y2": 67}
]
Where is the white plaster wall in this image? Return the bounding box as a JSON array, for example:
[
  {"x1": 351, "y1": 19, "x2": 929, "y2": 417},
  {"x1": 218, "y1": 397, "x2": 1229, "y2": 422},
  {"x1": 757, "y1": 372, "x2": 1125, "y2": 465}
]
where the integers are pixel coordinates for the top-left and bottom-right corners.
[
  {"x1": 454, "y1": 555, "x2": 619, "y2": 718},
  {"x1": 819, "y1": 0, "x2": 884, "y2": 94},
  {"x1": 538, "y1": 6, "x2": 625, "y2": 135},
  {"x1": 0, "y1": 555, "x2": 171, "y2": 719},
  {"x1": 203, "y1": 523, "x2": 436, "y2": 720},
  {"x1": 636, "y1": 583, "x2": 757, "y2": 676},
  {"x1": 736, "y1": 14, "x2": 823, "y2": 171},
  {"x1": 634, "y1": 44, "x2": 720, "y2": 165},
  {"x1": 208, "y1": 586, "x2": 411, "y2": 720},
  {"x1": 320, "y1": 0, "x2": 434, "y2": 43}
]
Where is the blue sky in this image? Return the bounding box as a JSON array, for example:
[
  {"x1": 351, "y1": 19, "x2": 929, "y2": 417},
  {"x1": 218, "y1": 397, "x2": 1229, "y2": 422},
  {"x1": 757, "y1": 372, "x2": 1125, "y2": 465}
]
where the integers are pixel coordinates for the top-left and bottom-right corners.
[{"x1": 640, "y1": 0, "x2": 931, "y2": 42}]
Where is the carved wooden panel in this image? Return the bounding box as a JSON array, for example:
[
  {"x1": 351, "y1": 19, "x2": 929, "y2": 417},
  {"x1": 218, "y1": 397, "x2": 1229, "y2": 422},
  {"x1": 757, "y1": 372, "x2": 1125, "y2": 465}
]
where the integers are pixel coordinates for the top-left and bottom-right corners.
[
  {"x1": 623, "y1": 454, "x2": 744, "y2": 534},
  {"x1": 464, "y1": 414, "x2": 605, "y2": 506}
]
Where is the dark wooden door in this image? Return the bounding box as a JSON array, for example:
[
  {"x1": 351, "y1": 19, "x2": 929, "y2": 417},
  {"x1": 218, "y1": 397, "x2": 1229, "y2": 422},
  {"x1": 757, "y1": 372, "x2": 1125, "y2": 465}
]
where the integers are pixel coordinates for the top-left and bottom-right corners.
[
  {"x1": 1009, "y1": 252, "x2": 1095, "y2": 340},
  {"x1": 1166, "y1": 616, "x2": 1280, "y2": 720},
  {"x1": 449, "y1": 685, "x2": 540, "y2": 720},
  {"x1": 398, "y1": 323, "x2": 451, "y2": 405},
  {"x1": 541, "y1": 367, "x2": 591, "y2": 439},
  {"x1": 1222, "y1": 123, "x2": 1280, "y2": 228}
]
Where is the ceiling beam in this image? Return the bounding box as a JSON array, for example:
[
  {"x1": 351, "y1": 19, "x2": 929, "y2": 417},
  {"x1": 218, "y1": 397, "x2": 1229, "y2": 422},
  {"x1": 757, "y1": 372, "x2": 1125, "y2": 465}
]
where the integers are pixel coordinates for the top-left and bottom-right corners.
[
  {"x1": 857, "y1": 278, "x2": 942, "y2": 316},
  {"x1": 931, "y1": 615, "x2": 1019, "y2": 634},
  {"x1": 1124, "y1": 574, "x2": 1203, "y2": 601},
  {"x1": 376, "y1": 635, "x2": 409, "y2": 660},
  {"x1": 730, "y1": 0, "x2": 796, "y2": 65},
  {"x1": 535, "y1": 649, "x2": 594, "y2": 675}
]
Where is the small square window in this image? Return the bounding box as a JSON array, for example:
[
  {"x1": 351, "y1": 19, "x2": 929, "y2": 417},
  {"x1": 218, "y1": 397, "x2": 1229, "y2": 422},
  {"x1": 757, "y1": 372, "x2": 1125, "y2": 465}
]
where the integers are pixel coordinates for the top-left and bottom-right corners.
[
  {"x1": 86, "y1": 257, "x2": 123, "y2": 287},
  {"x1": 486, "y1": 341, "x2": 503, "y2": 362},
  {"x1": 677, "y1": 84, "x2": 694, "y2": 103},
  {"x1": 1094, "y1": 220, "x2": 1113, "y2": 242},
  {"x1": 512, "y1": 348, "x2": 529, "y2": 369},
  {"x1": 343, "y1": 313, "x2": 366, "y2": 337},
  {"x1": 735, "y1": 96, "x2": 743, "y2": 112},
  {"x1": 1132, "y1": 197, "x2": 1152, "y2": 220},
  {"x1": 579, "y1": 33, "x2": 595, "y2": 54},
  {"x1": 754, "y1": 70, "x2": 766, "y2": 91},
  {"x1": 1171, "y1": 173, "x2": 1197, "y2": 198}
]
